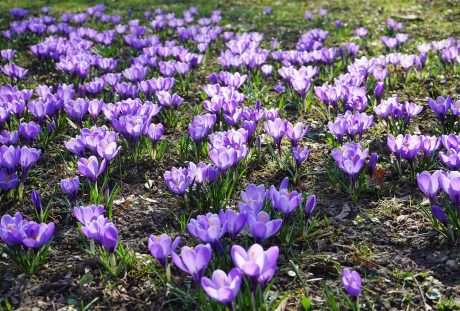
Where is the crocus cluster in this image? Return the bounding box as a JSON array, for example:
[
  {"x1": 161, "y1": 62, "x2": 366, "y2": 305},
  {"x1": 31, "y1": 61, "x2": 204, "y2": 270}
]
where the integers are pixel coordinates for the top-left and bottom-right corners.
[
  {"x1": 164, "y1": 161, "x2": 218, "y2": 195},
  {"x1": 0, "y1": 211, "x2": 54, "y2": 248},
  {"x1": 0, "y1": 145, "x2": 41, "y2": 192},
  {"x1": 74, "y1": 204, "x2": 118, "y2": 252},
  {"x1": 208, "y1": 128, "x2": 249, "y2": 173},
  {"x1": 328, "y1": 111, "x2": 374, "y2": 143},
  {"x1": 428, "y1": 96, "x2": 460, "y2": 132},
  {"x1": 387, "y1": 134, "x2": 439, "y2": 175},
  {"x1": 417, "y1": 170, "x2": 460, "y2": 241},
  {"x1": 374, "y1": 96, "x2": 423, "y2": 134}
]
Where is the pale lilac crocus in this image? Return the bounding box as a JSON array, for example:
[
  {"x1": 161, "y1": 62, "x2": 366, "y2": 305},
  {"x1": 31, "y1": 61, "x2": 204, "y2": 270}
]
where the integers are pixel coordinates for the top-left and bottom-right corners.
[
  {"x1": 201, "y1": 268, "x2": 242, "y2": 306},
  {"x1": 231, "y1": 243, "x2": 279, "y2": 288},
  {"x1": 172, "y1": 243, "x2": 212, "y2": 283},
  {"x1": 77, "y1": 156, "x2": 107, "y2": 183},
  {"x1": 342, "y1": 268, "x2": 362, "y2": 298},
  {"x1": 148, "y1": 233, "x2": 180, "y2": 268}
]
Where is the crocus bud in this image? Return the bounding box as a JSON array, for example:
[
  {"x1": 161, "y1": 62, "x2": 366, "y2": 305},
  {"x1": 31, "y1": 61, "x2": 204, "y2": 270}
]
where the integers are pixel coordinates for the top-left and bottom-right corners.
[
  {"x1": 374, "y1": 81, "x2": 385, "y2": 99},
  {"x1": 257, "y1": 135, "x2": 262, "y2": 153},
  {"x1": 368, "y1": 153, "x2": 378, "y2": 176},
  {"x1": 31, "y1": 190, "x2": 42, "y2": 213},
  {"x1": 208, "y1": 73, "x2": 218, "y2": 84},
  {"x1": 431, "y1": 205, "x2": 448, "y2": 224},
  {"x1": 104, "y1": 184, "x2": 110, "y2": 203},
  {"x1": 305, "y1": 194, "x2": 316, "y2": 216},
  {"x1": 47, "y1": 120, "x2": 55, "y2": 133},
  {"x1": 342, "y1": 268, "x2": 362, "y2": 298}
]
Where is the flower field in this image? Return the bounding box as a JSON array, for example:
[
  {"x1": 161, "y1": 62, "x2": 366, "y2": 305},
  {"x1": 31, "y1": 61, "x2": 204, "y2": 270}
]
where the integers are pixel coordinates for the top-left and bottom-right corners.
[{"x1": 0, "y1": 0, "x2": 459, "y2": 310}]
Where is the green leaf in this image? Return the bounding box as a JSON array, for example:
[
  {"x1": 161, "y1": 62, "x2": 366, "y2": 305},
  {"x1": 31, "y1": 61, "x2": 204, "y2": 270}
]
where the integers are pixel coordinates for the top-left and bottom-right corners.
[
  {"x1": 79, "y1": 272, "x2": 94, "y2": 287},
  {"x1": 301, "y1": 295, "x2": 312, "y2": 311}
]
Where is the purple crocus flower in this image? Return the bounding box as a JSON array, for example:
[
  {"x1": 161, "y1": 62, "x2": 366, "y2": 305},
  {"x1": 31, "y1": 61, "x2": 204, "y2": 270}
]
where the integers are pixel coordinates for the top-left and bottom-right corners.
[
  {"x1": 439, "y1": 149, "x2": 460, "y2": 170},
  {"x1": 387, "y1": 134, "x2": 421, "y2": 162},
  {"x1": 290, "y1": 75, "x2": 311, "y2": 98},
  {"x1": 264, "y1": 118, "x2": 287, "y2": 153},
  {"x1": 88, "y1": 99, "x2": 104, "y2": 122},
  {"x1": 441, "y1": 171, "x2": 460, "y2": 214},
  {"x1": 19, "y1": 146, "x2": 41, "y2": 178},
  {"x1": 270, "y1": 186, "x2": 302, "y2": 217},
  {"x1": 0, "y1": 145, "x2": 21, "y2": 173},
  {"x1": 148, "y1": 233, "x2": 181, "y2": 268},
  {"x1": 441, "y1": 134, "x2": 460, "y2": 150},
  {"x1": 305, "y1": 194, "x2": 317, "y2": 217},
  {"x1": 187, "y1": 213, "x2": 227, "y2": 250},
  {"x1": 209, "y1": 147, "x2": 237, "y2": 173},
  {"x1": 342, "y1": 268, "x2": 362, "y2": 298},
  {"x1": 201, "y1": 268, "x2": 242, "y2": 306},
  {"x1": 355, "y1": 27, "x2": 368, "y2": 38},
  {"x1": 420, "y1": 135, "x2": 440, "y2": 157},
  {"x1": 19, "y1": 121, "x2": 41, "y2": 143},
  {"x1": 231, "y1": 243, "x2": 279, "y2": 288},
  {"x1": 172, "y1": 243, "x2": 212, "y2": 283},
  {"x1": 292, "y1": 146, "x2": 312, "y2": 168},
  {"x1": 73, "y1": 204, "x2": 104, "y2": 225},
  {"x1": 31, "y1": 190, "x2": 42, "y2": 213},
  {"x1": 374, "y1": 81, "x2": 385, "y2": 99},
  {"x1": 1, "y1": 49, "x2": 16, "y2": 62},
  {"x1": 60, "y1": 176, "x2": 80, "y2": 205},
  {"x1": 80, "y1": 215, "x2": 118, "y2": 252},
  {"x1": 328, "y1": 117, "x2": 347, "y2": 144},
  {"x1": 428, "y1": 96, "x2": 452, "y2": 122},
  {"x1": 431, "y1": 205, "x2": 449, "y2": 224},
  {"x1": 247, "y1": 211, "x2": 282, "y2": 242},
  {"x1": 238, "y1": 183, "x2": 266, "y2": 214},
  {"x1": 331, "y1": 142, "x2": 369, "y2": 184},
  {"x1": 65, "y1": 98, "x2": 89, "y2": 124},
  {"x1": 156, "y1": 91, "x2": 184, "y2": 109},
  {"x1": 0, "y1": 212, "x2": 26, "y2": 245},
  {"x1": 9, "y1": 8, "x2": 28, "y2": 19},
  {"x1": 264, "y1": 108, "x2": 280, "y2": 121},
  {"x1": 188, "y1": 114, "x2": 217, "y2": 142},
  {"x1": 402, "y1": 102, "x2": 423, "y2": 125},
  {"x1": 20, "y1": 221, "x2": 55, "y2": 248},
  {"x1": 218, "y1": 209, "x2": 247, "y2": 240},
  {"x1": 368, "y1": 153, "x2": 378, "y2": 176},
  {"x1": 123, "y1": 65, "x2": 148, "y2": 82},
  {"x1": 0, "y1": 130, "x2": 18, "y2": 145},
  {"x1": 1, "y1": 64, "x2": 28, "y2": 80},
  {"x1": 96, "y1": 140, "x2": 121, "y2": 162},
  {"x1": 187, "y1": 162, "x2": 218, "y2": 184},
  {"x1": 111, "y1": 115, "x2": 150, "y2": 143},
  {"x1": 0, "y1": 168, "x2": 19, "y2": 191},
  {"x1": 417, "y1": 171, "x2": 444, "y2": 203},
  {"x1": 77, "y1": 156, "x2": 107, "y2": 183},
  {"x1": 262, "y1": 7, "x2": 272, "y2": 14},
  {"x1": 164, "y1": 167, "x2": 193, "y2": 195},
  {"x1": 145, "y1": 123, "x2": 164, "y2": 143},
  {"x1": 286, "y1": 122, "x2": 309, "y2": 146}
]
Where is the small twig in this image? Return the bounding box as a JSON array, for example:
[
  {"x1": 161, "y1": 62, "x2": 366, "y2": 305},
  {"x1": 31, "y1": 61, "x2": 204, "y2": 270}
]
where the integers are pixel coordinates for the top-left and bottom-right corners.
[{"x1": 413, "y1": 276, "x2": 429, "y2": 311}]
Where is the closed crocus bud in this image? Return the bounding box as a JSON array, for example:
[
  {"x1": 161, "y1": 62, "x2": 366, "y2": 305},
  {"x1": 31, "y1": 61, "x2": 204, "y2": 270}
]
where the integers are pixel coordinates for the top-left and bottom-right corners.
[
  {"x1": 305, "y1": 194, "x2": 316, "y2": 216},
  {"x1": 342, "y1": 268, "x2": 362, "y2": 298},
  {"x1": 31, "y1": 190, "x2": 42, "y2": 213},
  {"x1": 374, "y1": 81, "x2": 385, "y2": 99},
  {"x1": 431, "y1": 205, "x2": 449, "y2": 224},
  {"x1": 104, "y1": 184, "x2": 110, "y2": 203},
  {"x1": 368, "y1": 153, "x2": 378, "y2": 176},
  {"x1": 47, "y1": 120, "x2": 55, "y2": 133}
]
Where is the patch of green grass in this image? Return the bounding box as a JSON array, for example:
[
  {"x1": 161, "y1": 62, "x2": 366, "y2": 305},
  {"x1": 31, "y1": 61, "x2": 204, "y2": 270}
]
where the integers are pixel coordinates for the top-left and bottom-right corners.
[{"x1": 351, "y1": 241, "x2": 376, "y2": 260}]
